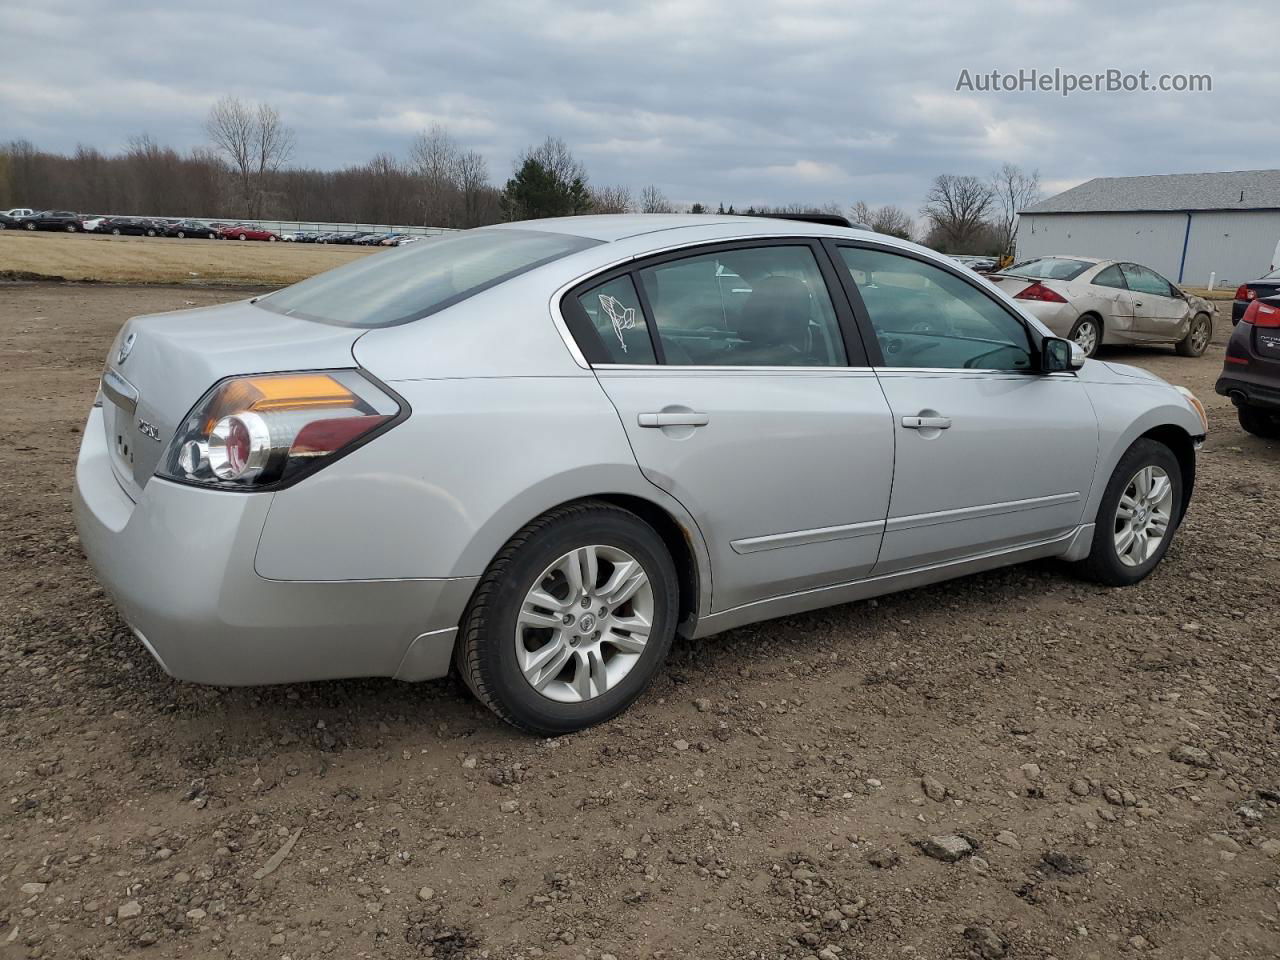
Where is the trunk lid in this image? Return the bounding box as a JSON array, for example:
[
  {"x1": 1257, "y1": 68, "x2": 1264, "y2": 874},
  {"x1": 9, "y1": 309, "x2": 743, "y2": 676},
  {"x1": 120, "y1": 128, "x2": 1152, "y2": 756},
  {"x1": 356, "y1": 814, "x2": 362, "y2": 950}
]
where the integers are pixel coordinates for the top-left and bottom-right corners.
[
  {"x1": 101, "y1": 298, "x2": 363, "y2": 500},
  {"x1": 987, "y1": 273, "x2": 1059, "y2": 298}
]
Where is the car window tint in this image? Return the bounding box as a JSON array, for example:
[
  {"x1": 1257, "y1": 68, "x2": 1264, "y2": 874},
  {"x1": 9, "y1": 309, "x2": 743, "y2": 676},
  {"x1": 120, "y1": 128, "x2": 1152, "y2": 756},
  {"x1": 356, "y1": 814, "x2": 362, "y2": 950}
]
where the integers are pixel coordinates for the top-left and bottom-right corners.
[
  {"x1": 1093, "y1": 264, "x2": 1127, "y2": 289},
  {"x1": 1006, "y1": 257, "x2": 1091, "y2": 281},
  {"x1": 1120, "y1": 264, "x2": 1172, "y2": 298},
  {"x1": 576, "y1": 274, "x2": 657, "y2": 363},
  {"x1": 838, "y1": 247, "x2": 1034, "y2": 371},
  {"x1": 258, "y1": 228, "x2": 600, "y2": 328},
  {"x1": 638, "y1": 246, "x2": 846, "y2": 366}
]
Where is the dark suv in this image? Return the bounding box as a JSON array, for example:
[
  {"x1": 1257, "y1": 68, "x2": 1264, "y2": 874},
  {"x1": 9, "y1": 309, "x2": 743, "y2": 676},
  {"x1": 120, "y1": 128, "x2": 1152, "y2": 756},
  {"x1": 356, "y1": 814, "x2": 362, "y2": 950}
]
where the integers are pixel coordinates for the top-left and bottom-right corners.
[{"x1": 1217, "y1": 295, "x2": 1280, "y2": 438}]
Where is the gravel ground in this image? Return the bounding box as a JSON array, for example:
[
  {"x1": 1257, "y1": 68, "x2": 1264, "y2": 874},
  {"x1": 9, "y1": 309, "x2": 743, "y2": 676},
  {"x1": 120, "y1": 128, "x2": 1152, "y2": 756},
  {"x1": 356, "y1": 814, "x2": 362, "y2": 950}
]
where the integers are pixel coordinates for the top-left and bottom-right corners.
[{"x1": 1, "y1": 283, "x2": 1278, "y2": 960}]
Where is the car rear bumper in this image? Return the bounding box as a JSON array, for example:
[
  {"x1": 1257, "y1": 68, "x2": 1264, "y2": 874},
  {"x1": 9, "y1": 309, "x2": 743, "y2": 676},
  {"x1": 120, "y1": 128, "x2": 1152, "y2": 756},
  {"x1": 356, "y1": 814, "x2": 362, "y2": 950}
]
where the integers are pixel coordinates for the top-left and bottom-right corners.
[
  {"x1": 1215, "y1": 373, "x2": 1280, "y2": 411},
  {"x1": 72, "y1": 407, "x2": 475, "y2": 686}
]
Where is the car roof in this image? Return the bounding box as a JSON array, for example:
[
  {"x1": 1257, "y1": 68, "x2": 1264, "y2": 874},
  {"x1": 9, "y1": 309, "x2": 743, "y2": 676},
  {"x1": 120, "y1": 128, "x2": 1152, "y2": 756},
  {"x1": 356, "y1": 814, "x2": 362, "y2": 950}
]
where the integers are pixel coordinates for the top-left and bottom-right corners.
[{"x1": 485, "y1": 213, "x2": 879, "y2": 243}]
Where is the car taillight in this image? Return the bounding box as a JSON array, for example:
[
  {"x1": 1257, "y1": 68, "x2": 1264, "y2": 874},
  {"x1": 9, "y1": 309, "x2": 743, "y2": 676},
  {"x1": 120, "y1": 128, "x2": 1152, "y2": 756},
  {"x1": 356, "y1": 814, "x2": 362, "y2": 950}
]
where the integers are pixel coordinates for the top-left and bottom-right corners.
[
  {"x1": 1014, "y1": 282, "x2": 1068, "y2": 303},
  {"x1": 157, "y1": 370, "x2": 402, "y2": 490},
  {"x1": 1243, "y1": 299, "x2": 1280, "y2": 328},
  {"x1": 1235, "y1": 284, "x2": 1256, "y2": 302}
]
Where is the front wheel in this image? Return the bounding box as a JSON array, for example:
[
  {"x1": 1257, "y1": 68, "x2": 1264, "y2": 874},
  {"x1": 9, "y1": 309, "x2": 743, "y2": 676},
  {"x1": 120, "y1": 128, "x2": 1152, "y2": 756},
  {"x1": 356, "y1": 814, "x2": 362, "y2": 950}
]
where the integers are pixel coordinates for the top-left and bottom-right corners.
[
  {"x1": 1176, "y1": 313, "x2": 1212, "y2": 357},
  {"x1": 24, "y1": 222, "x2": 36, "y2": 231},
  {"x1": 176, "y1": 231, "x2": 185, "y2": 239},
  {"x1": 457, "y1": 501, "x2": 679, "y2": 735},
  {"x1": 1069, "y1": 315, "x2": 1102, "y2": 358},
  {"x1": 1239, "y1": 404, "x2": 1280, "y2": 439},
  {"x1": 1075, "y1": 439, "x2": 1182, "y2": 586},
  {"x1": 65, "y1": 223, "x2": 77, "y2": 232}
]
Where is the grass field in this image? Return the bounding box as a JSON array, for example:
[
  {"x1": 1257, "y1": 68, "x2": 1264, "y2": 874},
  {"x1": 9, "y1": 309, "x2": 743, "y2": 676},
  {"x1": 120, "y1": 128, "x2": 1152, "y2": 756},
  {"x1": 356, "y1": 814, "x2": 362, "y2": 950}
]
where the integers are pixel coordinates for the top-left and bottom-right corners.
[{"x1": 0, "y1": 230, "x2": 374, "y2": 286}]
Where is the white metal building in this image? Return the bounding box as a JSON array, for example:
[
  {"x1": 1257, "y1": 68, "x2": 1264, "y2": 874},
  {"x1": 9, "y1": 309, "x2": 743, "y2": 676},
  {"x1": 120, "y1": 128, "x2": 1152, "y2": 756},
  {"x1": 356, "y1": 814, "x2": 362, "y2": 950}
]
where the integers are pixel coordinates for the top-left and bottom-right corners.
[{"x1": 1017, "y1": 170, "x2": 1280, "y2": 287}]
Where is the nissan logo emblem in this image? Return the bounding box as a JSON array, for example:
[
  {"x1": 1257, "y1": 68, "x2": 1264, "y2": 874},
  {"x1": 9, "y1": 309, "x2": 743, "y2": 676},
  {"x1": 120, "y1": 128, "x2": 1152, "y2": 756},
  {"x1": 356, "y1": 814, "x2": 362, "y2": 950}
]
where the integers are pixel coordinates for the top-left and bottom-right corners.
[{"x1": 117, "y1": 332, "x2": 137, "y2": 364}]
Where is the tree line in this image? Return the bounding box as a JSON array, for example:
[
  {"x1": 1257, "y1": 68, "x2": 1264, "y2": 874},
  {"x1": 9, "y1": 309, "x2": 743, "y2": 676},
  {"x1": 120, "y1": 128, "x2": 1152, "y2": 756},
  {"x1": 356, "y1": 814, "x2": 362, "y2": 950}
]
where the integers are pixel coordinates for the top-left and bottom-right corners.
[{"x1": 0, "y1": 95, "x2": 1039, "y2": 255}]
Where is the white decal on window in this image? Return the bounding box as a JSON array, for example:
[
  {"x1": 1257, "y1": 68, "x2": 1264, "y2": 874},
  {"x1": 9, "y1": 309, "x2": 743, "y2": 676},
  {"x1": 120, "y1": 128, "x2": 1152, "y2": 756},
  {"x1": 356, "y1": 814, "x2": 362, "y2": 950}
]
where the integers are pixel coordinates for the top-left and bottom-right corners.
[{"x1": 598, "y1": 293, "x2": 636, "y2": 353}]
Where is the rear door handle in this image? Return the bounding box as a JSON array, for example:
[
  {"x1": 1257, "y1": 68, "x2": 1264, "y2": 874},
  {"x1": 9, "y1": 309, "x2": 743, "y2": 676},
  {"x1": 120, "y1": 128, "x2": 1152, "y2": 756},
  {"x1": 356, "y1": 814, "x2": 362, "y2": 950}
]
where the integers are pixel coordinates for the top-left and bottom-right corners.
[
  {"x1": 638, "y1": 411, "x2": 710, "y2": 428},
  {"x1": 901, "y1": 415, "x2": 952, "y2": 430}
]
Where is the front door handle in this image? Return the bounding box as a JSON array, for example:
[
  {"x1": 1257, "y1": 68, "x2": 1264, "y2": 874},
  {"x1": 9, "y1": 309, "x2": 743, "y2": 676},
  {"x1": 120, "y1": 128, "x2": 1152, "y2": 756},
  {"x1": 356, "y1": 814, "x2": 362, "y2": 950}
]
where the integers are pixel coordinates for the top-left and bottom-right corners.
[
  {"x1": 901, "y1": 415, "x2": 952, "y2": 430},
  {"x1": 638, "y1": 411, "x2": 710, "y2": 428}
]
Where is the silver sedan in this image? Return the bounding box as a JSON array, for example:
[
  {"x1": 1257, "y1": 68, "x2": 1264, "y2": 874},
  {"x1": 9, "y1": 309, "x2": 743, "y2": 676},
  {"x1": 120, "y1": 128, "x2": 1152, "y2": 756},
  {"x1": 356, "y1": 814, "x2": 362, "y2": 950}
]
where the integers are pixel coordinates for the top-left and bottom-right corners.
[
  {"x1": 73, "y1": 216, "x2": 1208, "y2": 734},
  {"x1": 988, "y1": 256, "x2": 1214, "y2": 359}
]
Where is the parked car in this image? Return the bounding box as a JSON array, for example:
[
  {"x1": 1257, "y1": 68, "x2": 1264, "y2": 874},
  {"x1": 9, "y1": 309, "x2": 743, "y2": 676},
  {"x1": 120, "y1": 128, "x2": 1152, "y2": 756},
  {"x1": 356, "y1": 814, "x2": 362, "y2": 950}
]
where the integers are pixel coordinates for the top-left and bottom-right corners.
[
  {"x1": 15, "y1": 210, "x2": 85, "y2": 232},
  {"x1": 73, "y1": 215, "x2": 1207, "y2": 735},
  {"x1": 987, "y1": 256, "x2": 1213, "y2": 359},
  {"x1": 0, "y1": 212, "x2": 17, "y2": 230},
  {"x1": 98, "y1": 216, "x2": 159, "y2": 237},
  {"x1": 218, "y1": 224, "x2": 279, "y2": 241},
  {"x1": 1231, "y1": 269, "x2": 1280, "y2": 324},
  {"x1": 3, "y1": 207, "x2": 35, "y2": 219},
  {"x1": 952, "y1": 254, "x2": 999, "y2": 274},
  {"x1": 80, "y1": 216, "x2": 108, "y2": 233},
  {"x1": 165, "y1": 220, "x2": 218, "y2": 239},
  {"x1": 1216, "y1": 294, "x2": 1280, "y2": 438}
]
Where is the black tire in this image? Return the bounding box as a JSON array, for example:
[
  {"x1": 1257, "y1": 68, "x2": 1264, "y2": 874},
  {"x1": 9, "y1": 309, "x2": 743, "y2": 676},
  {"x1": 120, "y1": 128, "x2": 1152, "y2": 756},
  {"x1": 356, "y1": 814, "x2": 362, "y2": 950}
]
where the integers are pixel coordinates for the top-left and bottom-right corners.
[
  {"x1": 1075, "y1": 438, "x2": 1183, "y2": 587},
  {"x1": 206, "y1": 232, "x2": 216, "y2": 239},
  {"x1": 1069, "y1": 314, "x2": 1103, "y2": 358},
  {"x1": 456, "y1": 500, "x2": 679, "y2": 736},
  {"x1": 238, "y1": 233, "x2": 247, "y2": 241},
  {"x1": 1238, "y1": 404, "x2": 1280, "y2": 439},
  {"x1": 111, "y1": 228, "x2": 121, "y2": 235},
  {"x1": 1175, "y1": 312, "x2": 1212, "y2": 357},
  {"x1": 176, "y1": 231, "x2": 185, "y2": 239},
  {"x1": 145, "y1": 228, "x2": 156, "y2": 237},
  {"x1": 65, "y1": 223, "x2": 77, "y2": 232},
  {"x1": 24, "y1": 221, "x2": 36, "y2": 231}
]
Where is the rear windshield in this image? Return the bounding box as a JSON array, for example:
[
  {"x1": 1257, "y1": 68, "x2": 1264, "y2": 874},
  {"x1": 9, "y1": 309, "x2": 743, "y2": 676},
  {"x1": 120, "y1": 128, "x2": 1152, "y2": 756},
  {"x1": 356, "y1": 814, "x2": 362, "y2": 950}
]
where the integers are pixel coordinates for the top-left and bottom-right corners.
[
  {"x1": 1005, "y1": 257, "x2": 1091, "y2": 281},
  {"x1": 257, "y1": 228, "x2": 600, "y2": 328}
]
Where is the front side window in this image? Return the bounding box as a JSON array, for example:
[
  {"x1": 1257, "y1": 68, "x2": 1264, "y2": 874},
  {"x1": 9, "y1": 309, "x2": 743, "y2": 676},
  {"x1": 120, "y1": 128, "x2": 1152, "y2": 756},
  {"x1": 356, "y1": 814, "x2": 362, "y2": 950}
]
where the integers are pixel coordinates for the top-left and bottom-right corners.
[
  {"x1": 258, "y1": 228, "x2": 599, "y2": 328},
  {"x1": 838, "y1": 247, "x2": 1034, "y2": 371},
  {"x1": 637, "y1": 246, "x2": 846, "y2": 366},
  {"x1": 1092, "y1": 264, "x2": 1128, "y2": 289},
  {"x1": 575, "y1": 274, "x2": 657, "y2": 363},
  {"x1": 1120, "y1": 263, "x2": 1175, "y2": 298}
]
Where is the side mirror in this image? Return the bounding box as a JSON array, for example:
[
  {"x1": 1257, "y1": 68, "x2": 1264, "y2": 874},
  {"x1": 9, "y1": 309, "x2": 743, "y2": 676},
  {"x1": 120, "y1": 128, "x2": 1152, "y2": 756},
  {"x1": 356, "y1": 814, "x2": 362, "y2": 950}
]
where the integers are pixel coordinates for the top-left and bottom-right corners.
[{"x1": 1042, "y1": 337, "x2": 1086, "y2": 372}]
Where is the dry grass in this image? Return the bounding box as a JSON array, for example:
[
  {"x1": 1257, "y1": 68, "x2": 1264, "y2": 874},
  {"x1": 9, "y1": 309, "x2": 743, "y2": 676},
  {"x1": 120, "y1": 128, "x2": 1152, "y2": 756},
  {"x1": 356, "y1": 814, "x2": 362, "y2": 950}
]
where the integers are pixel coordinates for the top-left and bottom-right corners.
[{"x1": 0, "y1": 230, "x2": 374, "y2": 287}]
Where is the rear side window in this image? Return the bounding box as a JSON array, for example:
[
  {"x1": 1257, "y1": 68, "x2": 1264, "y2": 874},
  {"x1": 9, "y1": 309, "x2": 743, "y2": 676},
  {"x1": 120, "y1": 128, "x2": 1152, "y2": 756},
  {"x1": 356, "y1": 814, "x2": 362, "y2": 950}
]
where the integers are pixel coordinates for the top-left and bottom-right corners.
[
  {"x1": 1007, "y1": 257, "x2": 1091, "y2": 281},
  {"x1": 575, "y1": 275, "x2": 657, "y2": 363},
  {"x1": 257, "y1": 228, "x2": 599, "y2": 328},
  {"x1": 638, "y1": 246, "x2": 846, "y2": 366},
  {"x1": 1093, "y1": 264, "x2": 1127, "y2": 289}
]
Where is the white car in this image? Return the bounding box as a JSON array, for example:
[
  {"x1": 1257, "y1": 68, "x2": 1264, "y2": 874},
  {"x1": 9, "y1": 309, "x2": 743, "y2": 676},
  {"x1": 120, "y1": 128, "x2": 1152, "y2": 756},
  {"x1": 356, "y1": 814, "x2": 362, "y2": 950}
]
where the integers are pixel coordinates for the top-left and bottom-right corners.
[
  {"x1": 989, "y1": 256, "x2": 1213, "y2": 359},
  {"x1": 3, "y1": 207, "x2": 34, "y2": 219}
]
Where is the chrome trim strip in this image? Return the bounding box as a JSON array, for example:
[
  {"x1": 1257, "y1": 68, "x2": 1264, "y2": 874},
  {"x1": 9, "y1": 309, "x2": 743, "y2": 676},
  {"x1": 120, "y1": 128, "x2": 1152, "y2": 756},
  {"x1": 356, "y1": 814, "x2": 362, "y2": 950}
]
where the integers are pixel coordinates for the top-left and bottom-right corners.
[
  {"x1": 101, "y1": 369, "x2": 139, "y2": 413},
  {"x1": 885, "y1": 492, "x2": 1081, "y2": 533},
  {"x1": 731, "y1": 519, "x2": 885, "y2": 555}
]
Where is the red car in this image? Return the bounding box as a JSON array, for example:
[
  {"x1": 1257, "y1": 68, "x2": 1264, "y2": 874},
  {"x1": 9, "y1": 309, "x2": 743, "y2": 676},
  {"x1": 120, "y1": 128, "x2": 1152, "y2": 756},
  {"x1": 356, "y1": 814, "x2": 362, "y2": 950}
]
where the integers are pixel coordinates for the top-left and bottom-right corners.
[{"x1": 217, "y1": 224, "x2": 279, "y2": 241}]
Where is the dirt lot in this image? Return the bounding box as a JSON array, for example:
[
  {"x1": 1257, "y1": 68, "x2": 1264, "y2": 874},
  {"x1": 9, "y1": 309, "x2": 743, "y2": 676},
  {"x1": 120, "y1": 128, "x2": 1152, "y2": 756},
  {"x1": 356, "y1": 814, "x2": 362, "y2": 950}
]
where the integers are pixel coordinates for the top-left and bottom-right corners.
[
  {"x1": 2, "y1": 282, "x2": 1278, "y2": 960},
  {"x1": 0, "y1": 231, "x2": 372, "y2": 286}
]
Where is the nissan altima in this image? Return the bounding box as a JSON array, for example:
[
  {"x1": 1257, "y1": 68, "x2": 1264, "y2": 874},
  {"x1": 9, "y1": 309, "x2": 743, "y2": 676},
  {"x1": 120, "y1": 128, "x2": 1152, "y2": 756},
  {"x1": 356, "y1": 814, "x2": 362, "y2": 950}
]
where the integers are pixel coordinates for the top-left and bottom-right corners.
[{"x1": 73, "y1": 215, "x2": 1208, "y2": 734}]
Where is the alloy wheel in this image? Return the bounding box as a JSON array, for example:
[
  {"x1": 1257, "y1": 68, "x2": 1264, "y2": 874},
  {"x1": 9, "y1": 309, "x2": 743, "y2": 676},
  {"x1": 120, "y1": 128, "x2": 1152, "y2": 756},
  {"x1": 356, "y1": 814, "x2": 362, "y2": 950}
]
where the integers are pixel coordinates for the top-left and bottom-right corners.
[
  {"x1": 1113, "y1": 465, "x2": 1173, "y2": 567},
  {"x1": 515, "y1": 544, "x2": 653, "y2": 703},
  {"x1": 1189, "y1": 316, "x2": 1211, "y2": 354},
  {"x1": 1073, "y1": 319, "x2": 1098, "y2": 356}
]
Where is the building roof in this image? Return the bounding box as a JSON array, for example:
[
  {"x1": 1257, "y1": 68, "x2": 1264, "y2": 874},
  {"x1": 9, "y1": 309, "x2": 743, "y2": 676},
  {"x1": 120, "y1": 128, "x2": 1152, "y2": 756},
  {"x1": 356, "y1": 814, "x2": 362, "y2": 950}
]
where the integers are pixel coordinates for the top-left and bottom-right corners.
[{"x1": 1022, "y1": 169, "x2": 1280, "y2": 215}]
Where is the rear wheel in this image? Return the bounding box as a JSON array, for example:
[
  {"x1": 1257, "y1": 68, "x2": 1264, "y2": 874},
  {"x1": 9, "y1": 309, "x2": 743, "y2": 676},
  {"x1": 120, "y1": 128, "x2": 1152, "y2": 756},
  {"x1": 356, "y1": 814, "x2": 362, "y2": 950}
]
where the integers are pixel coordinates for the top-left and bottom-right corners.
[
  {"x1": 111, "y1": 227, "x2": 121, "y2": 235},
  {"x1": 176, "y1": 230, "x2": 186, "y2": 239},
  {"x1": 24, "y1": 221, "x2": 36, "y2": 231},
  {"x1": 1238, "y1": 404, "x2": 1280, "y2": 439},
  {"x1": 145, "y1": 228, "x2": 156, "y2": 237},
  {"x1": 1076, "y1": 439, "x2": 1182, "y2": 586},
  {"x1": 1069, "y1": 314, "x2": 1102, "y2": 358},
  {"x1": 457, "y1": 501, "x2": 678, "y2": 735},
  {"x1": 65, "y1": 223, "x2": 77, "y2": 232},
  {"x1": 1176, "y1": 312, "x2": 1212, "y2": 357}
]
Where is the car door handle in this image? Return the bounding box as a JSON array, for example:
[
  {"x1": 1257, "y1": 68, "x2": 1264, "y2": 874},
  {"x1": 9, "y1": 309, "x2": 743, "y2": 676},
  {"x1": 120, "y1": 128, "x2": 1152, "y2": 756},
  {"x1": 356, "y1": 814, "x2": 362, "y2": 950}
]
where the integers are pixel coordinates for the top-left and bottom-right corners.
[
  {"x1": 901, "y1": 415, "x2": 952, "y2": 430},
  {"x1": 638, "y1": 411, "x2": 710, "y2": 428}
]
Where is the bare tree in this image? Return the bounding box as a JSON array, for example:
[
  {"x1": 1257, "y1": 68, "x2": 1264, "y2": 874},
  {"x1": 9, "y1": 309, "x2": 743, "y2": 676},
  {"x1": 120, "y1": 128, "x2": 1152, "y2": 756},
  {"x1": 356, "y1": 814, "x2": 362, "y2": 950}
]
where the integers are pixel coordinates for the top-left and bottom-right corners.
[
  {"x1": 921, "y1": 174, "x2": 994, "y2": 253},
  {"x1": 409, "y1": 124, "x2": 462, "y2": 226},
  {"x1": 990, "y1": 162, "x2": 1040, "y2": 259},
  {"x1": 851, "y1": 201, "x2": 914, "y2": 240},
  {"x1": 455, "y1": 149, "x2": 493, "y2": 227},
  {"x1": 526, "y1": 136, "x2": 588, "y2": 189},
  {"x1": 639, "y1": 184, "x2": 674, "y2": 213},
  {"x1": 205, "y1": 96, "x2": 294, "y2": 216},
  {"x1": 590, "y1": 184, "x2": 632, "y2": 214}
]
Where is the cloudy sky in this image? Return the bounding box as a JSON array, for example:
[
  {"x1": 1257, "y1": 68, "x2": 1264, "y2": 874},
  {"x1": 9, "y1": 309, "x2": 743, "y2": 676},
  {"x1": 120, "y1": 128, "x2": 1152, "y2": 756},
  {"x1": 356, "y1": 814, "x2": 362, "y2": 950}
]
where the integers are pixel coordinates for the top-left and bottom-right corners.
[{"x1": 2, "y1": 0, "x2": 1274, "y2": 215}]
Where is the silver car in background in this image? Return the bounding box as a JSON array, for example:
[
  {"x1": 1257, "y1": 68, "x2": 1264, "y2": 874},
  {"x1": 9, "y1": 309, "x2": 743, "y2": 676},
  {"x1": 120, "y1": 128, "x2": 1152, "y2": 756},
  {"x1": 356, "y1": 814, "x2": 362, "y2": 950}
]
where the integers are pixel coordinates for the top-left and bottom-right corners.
[
  {"x1": 73, "y1": 216, "x2": 1208, "y2": 735},
  {"x1": 988, "y1": 256, "x2": 1214, "y2": 359}
]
